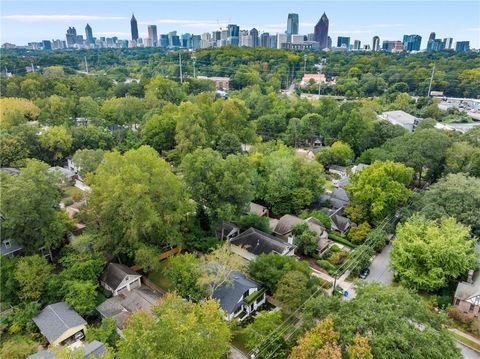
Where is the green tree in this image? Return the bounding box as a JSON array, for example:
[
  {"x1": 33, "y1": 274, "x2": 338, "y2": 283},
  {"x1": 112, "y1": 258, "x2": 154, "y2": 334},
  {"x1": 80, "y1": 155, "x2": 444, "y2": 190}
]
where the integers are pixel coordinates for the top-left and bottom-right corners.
[
  {"x1": 77, "y1": 96, "x2": 100, "y2": 118},
  {"x1": 445, "y1": 141, "x2": 480, "y2": 176},
  {"x1": 181, "y1": 148, "x2": 256, "y2": 226},
  {"x1": 215, "y1": 132, "x2": 242, "y2": 157},
  {"x1": 15, "y1": 255, "x2": 52, "y2": 302},
  {"x1": 345, "y1": 245, "x2": 375, "y2": 277},
  {"x1": 141, "y1": 106, "x2": 177, "y2": 152},
  {"x1": 347, "y1": 161, "x2": 414, "y2": 223},
  {"x1": 39, "y1": 125, "x2": 73, "y2": 164},
  {"x1": 71, "y1": 125, "x2": 113, "y2": 152},
  {"x1": 0, "y1": 97, "x2": 40, "y2": 129},
  {"x1": 134, "y1": 245, "x2": 161, "y2": 273},
  {"x1": 37, "y1": 95, "x2": 74, "y2": 125},
  {"x1": 165, "y1": 253, "x2": 206, "y2": 300},
  {"x1": 391, "y1": 215, "x2": 477, "y2": 291},
  {"x1": 237, "y1": 213, "x2": 271, "y2": 233},
  {"x1": 118, "y1": 293, "x2": 231, "y2": 359},
  {"x1": 419, "y1": 173, "x2": 480, "y2": 236},
  {"x1": 249, "y1": 253, "x2": 311, "y2": 292},
  {"x1": 89, "y1": 146, "x2": 192, "y2": 256},
  {"x1": 175, "y1": 102, "x2": 209, "y2": 157},
  {"x1": 0, "y1": 336, "x2": 38, "y2": 359},
  {"x1": 317, "y1": 141, "x2": 355, "y2": 167},
  {"x1": 72, "y1": 148, "x2": 105, "y2": 177},
  {"x1": 144, "y1": 76, "x2": 186, "y2": 106},
  {"x1": 292, "y1": 224, "x2": 318, "y2": 256},
  {"x1": 100, "y1": 97, "x2": 145, "y2": 125},
  {"x1": 86, "y1": 317, "x2": 119, "y2": 348},
  {"x1": 348, "y1": 222, "x2": 371, "y2": 244},
  {"x1": 1, "y1": 160, "x2": 68, "y2": 252},
  {"x1": 274, "y1": 271, "x2": 311, "y2": 312},
  {"x1": 64, "y1": 280, "x2": 98, "y2": 314}
]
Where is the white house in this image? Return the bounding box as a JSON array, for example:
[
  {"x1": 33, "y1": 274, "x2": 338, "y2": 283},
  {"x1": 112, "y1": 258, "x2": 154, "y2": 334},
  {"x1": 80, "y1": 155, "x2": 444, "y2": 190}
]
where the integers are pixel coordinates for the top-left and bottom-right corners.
[{"x1": 100, "y1": 263, "x2": 142, "y2": 296}]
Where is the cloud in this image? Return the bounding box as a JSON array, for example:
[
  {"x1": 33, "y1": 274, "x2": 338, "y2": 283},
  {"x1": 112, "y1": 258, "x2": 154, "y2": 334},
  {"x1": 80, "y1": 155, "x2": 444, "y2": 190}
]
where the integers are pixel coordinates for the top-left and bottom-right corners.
[
  {"x1": 2, "y1": 15, "x2": 127, "y2": 22},
  {"x1": 330, "y1": 30, "x2": 372, "y2": 34},
  {"x1": 465, "y1": 27, "x2": 480, "y2": 32},
  {"x1": 139, "y1": 19, "x2": 226, "y2": 29}
]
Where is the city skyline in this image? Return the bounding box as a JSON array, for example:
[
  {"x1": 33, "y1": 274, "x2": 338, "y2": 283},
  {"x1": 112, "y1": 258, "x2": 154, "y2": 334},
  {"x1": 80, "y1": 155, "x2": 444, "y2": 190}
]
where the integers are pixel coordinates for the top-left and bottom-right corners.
[{"x1": 1, "y1": 1, "x2": 479, "y2": 48}]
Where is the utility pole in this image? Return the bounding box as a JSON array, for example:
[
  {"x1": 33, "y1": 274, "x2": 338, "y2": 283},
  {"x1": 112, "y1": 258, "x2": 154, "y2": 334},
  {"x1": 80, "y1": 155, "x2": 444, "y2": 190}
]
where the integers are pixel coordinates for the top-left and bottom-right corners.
[
  {"x1": 192, "y1": 53, "x2": 196, "y2": 78},
  {"x1": 179, "y1": 52, "x2": 183, "y2": 83},
  {"x1": 31, "y1": 63, "x2": 35, "y2": 73},
  {"x1": 84, "y1": 56, "x2": 89, "y2": 74},
  {"x1": 427, "y1": 63, "x2": 435, "y2": 97},
  {"x1": 303, "y1": 54, "x2": 307, "y2": 75}
]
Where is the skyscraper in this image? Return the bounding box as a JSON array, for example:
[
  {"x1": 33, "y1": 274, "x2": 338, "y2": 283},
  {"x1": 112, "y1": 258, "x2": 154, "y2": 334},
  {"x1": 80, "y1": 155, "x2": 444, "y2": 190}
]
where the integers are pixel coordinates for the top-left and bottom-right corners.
[
  {"x1": 428, "y1": 39, "x2": 444, "y2": 51},
  {"x1": 147, "y1": 25, "x2": 158, "y2": 47},
  {"x1": 428, "y1": 32, "x2": 436, "y2": 41},
  {"x1": 455, "y1": 41, "x2": 470, "y2": 52},
  {"x1": 314, "y1": 13, "x2": 329, "y2": 49},
  {"x1": 42, "y1": 40, "x2": 52, "y2": 50},
  {"x1": 277, "y1": 33, "x2": 287, "y2": 49},
  {"x1": 372, "y1": 36, "x2": 380, "y2": 51},
  {"x1": 402, "y1": 34, "x2": 422, "y2": 51},
  {"x1": 85, "y1": 24, "x2": 94, "y2": 45},
  {"x1": 227, "y1": 24, "x2": 240, "y2": 46},
  {"x1": 327, "y1": 36, "x2": 332, "y2": 49},
  {"x1": 443, "y1": 38, "x2": 453, "y2": 49},
  {"x1": 131, "y1": 14, "x2": 139, "y2": 41},
  {"x1": 260, "y1": 32, "x2": 270, "y2": 47},
  {"x1": 66, "y1": 27, "x2": 77, "y2": 47},
  {"x1": 250, "y1": 28, "x2": 259, "y2": 48},
  {"x1": 286, "y1": 13, "x2": 299, "y2": 42},
  {"x1": 353, "y1": 40, "x2": 361, "y2": 50},
  {"x1": 337, "y1": 36, "x2": 350, "y2": 48}
]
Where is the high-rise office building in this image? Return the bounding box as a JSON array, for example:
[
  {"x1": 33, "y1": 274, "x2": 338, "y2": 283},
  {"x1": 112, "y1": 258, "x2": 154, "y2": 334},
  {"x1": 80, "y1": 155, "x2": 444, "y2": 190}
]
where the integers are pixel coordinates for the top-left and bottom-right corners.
[
  {"x1": 182, "y1": 33, "x2": 191, "y2": 48},
  {"x1": 260, "y1": 32, "x2": 270, "y2": 47},
  {"x1": 353, "y1": 40, "x2": 361, "y2": 50},
  {"x1": 382, "y1": 40, "x2": 397, "y2": 52},
  {"x1": 270, "y1": 35, "x2": 277, "y2": 49},
  {"x1": 66, "y1": 27, "x2": 77, "y2": 47},
  {"x1": 227, "y1": 24, "x2": 240, "y2": 46},
  {"x1": 455, "y1": 41, "x2": 470, "y2": 52},
  {"x1": 192, "y1": 35, "x2": 201, "y2": 49},
  {"x1": 131, "y1": 14, "x2": 139, "y2": 41},
  {"x1": 337, "y1": 36, "x2": 350, "y2": 48},
  {"x1": 250, "y1": 28, "x2": 259, "y2": 48},
  {"x1": 42, "y1": 40, "x2": 52, "y2": 50},
  {"x1": 428, "y1": 32, "x2": 436, "y2": 41},
  {"x1": 443, "y1": 38, "x2": 453, "y2": 49},
  {"x1": 147, "y1": 25, "x2": 158, "y2": 47},
  {"x1": 168, "y1": 31, "x2": 180, "y2": 47},
  {"x1": 402, "y1": 34, "x2": 422, "y2": 51},
  {"x1": 159, "y1": 34, "x2": 169, "y2": 48},
  {"x1": 372, "y1": 36, "x2": 380, "y2": 51},
  {"x1": 427, "y1": 39, "x2": 444, "y2": 51},
  {"x1": 85, "y1": 24, "x2": 94, "y2": 45},
  {"x1": 286, "y1": 13, "x2": 299, "y2": 42},
  {"x1": 277, "y1": 33, "x2": 287, "y2": 49},
  {"x1": 314, "y1": 13, "x2": 329, "y2": 49},
  {"x1": 307, "y1": 33, "x2": 315, "y2": 42},
  {"x1": 327, "y1": 36, "x2": 332, "y2": 49}
]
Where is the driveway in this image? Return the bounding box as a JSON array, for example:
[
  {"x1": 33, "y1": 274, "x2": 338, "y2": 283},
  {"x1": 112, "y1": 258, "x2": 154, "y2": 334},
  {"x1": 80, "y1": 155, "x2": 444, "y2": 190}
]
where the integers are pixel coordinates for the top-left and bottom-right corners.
[{"x1": 364, "y1": 242, "x2": 394, "y2": 286}]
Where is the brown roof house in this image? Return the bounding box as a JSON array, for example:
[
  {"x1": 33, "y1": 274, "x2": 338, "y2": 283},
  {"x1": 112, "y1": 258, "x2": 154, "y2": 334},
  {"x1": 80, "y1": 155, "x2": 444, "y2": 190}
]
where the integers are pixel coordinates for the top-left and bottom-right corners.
[
  {"x1": 454, "y1": 270, "x2": 480, "y2": 317},
  {"x1": 249, "y1": 202, "x2": 269, "y2": 217},
  {"x1": 273, "y1": 215, "x2": 331, "y2": 255}
]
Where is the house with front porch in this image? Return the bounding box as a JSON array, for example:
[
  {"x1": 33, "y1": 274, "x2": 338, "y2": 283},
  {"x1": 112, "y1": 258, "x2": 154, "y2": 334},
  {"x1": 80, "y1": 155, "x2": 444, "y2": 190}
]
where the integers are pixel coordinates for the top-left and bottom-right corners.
[
  {"x1": 100, "y1": 263, "x2": 142, "y2": 296},
  {"x1": 213, "y1": 271, "x2": 266, "y2": 321}
]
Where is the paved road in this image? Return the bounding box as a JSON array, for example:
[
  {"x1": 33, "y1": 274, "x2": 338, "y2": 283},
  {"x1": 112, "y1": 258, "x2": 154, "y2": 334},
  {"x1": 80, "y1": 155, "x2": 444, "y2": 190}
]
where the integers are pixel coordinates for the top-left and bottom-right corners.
[
  {"x1": 364, "y1": 242, "x2": 394, "y2": 285},
  {"x1": 457, "y1": 342, "x2": 480, "y2": 359}
]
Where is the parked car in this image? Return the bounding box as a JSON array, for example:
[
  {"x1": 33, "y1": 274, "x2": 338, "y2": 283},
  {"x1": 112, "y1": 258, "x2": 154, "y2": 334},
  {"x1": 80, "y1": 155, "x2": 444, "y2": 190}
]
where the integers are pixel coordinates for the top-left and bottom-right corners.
[{"x1": 359, "y1": 268, "x2": 370, "y2": 279}]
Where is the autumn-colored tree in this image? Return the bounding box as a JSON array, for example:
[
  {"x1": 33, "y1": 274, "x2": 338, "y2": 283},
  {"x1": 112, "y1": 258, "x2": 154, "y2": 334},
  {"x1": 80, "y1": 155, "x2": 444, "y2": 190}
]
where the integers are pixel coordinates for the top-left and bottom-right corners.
[{"x1": 347, "y1": 335, "x2": 373, "y2": 359}]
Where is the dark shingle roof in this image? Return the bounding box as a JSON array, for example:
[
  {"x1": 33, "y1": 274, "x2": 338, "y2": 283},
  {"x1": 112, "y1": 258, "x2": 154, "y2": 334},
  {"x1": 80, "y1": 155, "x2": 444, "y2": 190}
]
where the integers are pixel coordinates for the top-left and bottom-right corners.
[
  {"x1": 212, "y1": 271, "x2": 261, "y2": 314},
  {"x1": 101, "y1": 263, "x2": 141, "y2": 290},
  {"x1": 32, "y1": 302, "x2": 86, "y2": 344},
  {"x1": 273, "y1": 214, "x2": 304, "y2": 235},
  {"x1": 231, "y1": 227, "x2": 294, "y2": 256},
  {"x1": 0, "y1": 240, "x2": 23, "y2": 256}
]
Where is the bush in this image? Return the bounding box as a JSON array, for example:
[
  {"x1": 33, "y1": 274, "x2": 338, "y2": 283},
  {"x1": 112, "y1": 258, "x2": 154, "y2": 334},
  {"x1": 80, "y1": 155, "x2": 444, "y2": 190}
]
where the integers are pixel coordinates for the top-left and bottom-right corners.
[
  {"x1": 446, "y1": 306, "x2": 475, "y2": 326},
  {"x1": 63, "y1": 198, "x2": 74, "y2": 206},
  {"x1": 328, "y1": 233, "x2": 356, "y2": 248},
  {"x1": 328, "y1": 250, "x2": 349, "y2": 266},
  {"x1": 317, "y1": 260, "x2": 336, "y2": 273}
]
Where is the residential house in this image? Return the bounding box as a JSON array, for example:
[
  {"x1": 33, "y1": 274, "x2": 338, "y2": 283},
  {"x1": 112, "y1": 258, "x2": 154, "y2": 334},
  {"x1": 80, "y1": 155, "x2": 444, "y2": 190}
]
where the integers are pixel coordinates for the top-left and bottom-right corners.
[
  {"x1": 97, "y1": 286, "x2": 163, "y2": 330},
  {"x1": 230, "y1": 227, "x2": 295, "y2": 261},
  {"x1": 33, "y1": 302, "x2": 87, "y2": 347},
  {"x1": 100, "y1": 263, "x2": 142, "y2": 296},
  {"x1": 304, "y1": 217, "x2": 332, "y2": 255},
  {"x1": 378, "y1": 110, "x2": 421, "y2": 132},
  {"x1": 0, "y1": 167, "x2": 20, "y2": 175},
  {"x1": 197, "y1": 76, "x2": 230, "y2": 90},
  {"x1": 320, "y1": 207, "x2": 355, "y2": 235},
  {"x1": 332, "y1": 176, "x2": 350, "y2": 188},
  {"x1": 351, "y1": 163, "x2": 368, "y2": 175},
  {"x1": 319, "y1": 188, "x2": 351, "y2": 209},
  {"x1": 28, "y1": 341, "x2": 106, "y2": 359},
  {"x1": 294, "y1": 148, "x2": 316, "y2": 162},
  {"x1": 328, "y1": 165, "x2": 348, "y2": 177},
  {"x1": 249, "y1": 202, "x2": 269, "y2": 217},
  {"x1": 212, "y1": 271, "x2": 266, "y2": 321},
  {"x1": 48, "y1": 167, "x2": 78, "y2": 185},
  {"x1": 454, "y1": 270, "x2": 480, "y2": 317},
  {"x1": 1, "y1": 239, "x2": 23, "y2": 257}
]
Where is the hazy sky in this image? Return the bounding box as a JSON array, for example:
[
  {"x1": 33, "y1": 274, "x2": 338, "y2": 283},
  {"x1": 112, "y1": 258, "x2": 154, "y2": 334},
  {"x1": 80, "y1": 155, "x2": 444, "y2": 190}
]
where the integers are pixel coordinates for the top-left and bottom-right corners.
[{"x1": 1, "y1": 1, "x2": 479, "y2": 48}]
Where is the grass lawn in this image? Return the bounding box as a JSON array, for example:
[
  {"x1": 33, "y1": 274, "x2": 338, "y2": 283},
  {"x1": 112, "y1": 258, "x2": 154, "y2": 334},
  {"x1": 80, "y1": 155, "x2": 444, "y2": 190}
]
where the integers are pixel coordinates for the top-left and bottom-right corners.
[
  {"x1": 63, "y1": 186, "x2": 82, "y2": 199},
  {"x1": 231, "y1": 331, "x2": 249, "y2": 354},
  {"x1": 148, "y1": 261, "x2": 174, "y2": 291},
  {"x1": 451, "y1": 332, "x2": 480, "y2": 351}
]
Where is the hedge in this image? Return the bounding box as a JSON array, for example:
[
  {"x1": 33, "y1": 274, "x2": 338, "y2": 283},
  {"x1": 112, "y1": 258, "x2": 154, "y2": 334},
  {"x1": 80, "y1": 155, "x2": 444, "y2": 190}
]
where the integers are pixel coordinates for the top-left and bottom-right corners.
[{"x1": 328, "y1": 233, "x2": 357, "y2": 248}]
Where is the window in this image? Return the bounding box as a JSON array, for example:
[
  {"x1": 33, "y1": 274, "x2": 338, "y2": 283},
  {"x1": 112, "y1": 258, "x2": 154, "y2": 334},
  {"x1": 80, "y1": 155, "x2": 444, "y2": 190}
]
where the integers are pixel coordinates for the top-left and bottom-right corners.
[
  {"x1": 469, "y1": 303, "x2": 475, "y2": 313},
  {"x1": 3, "y1": 240, "x2": 11, "y2": 249},
  {"x1": 455, "y1": 299, "x2": 460, "y2": 306}
]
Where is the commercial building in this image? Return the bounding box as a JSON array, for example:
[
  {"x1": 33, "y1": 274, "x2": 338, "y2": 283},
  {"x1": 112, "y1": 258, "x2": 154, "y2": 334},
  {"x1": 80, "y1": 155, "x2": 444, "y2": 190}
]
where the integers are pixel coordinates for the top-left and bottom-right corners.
[
  {"x1": 147, "y1": 25, "x2": 158, "y2": 47},
  {"x1": 403, "y1": 34, "x2": 422, "y2": 51},
  {"x1": 227, "y1": 24, "x2": 239, "y2": 46},
  {"x1": 85, "y1": 24, "x2": 94, "y2": 45},
  {"x1": 250, "y1": 28, "x2": 259, "y2": 48},
  {"x1": 443, "y1": 37, "x2": 454, "y2": 49},
  {"x1": 130, "y1": 14, "x2": 138, "y2": 41},
  {"x1": 456, "y1": 41, "x2": 470, "y2": 52},
  {"x1": 337, "y1": 36, "x2": 350, "y2": 48},
  {"x1": 372, "y1": 36, "x2": 380, "y2": 51},
  {"x1": 353, "y1": 40, "x2": 361, "y2": 50},
  {"x1": 286, "y1": 13, "x2": 299, "y2": 42},
  {"x1": 277, "y1": 33, "x2": 287, "y2": 49},
  {"x1": 314, "y1": 13, "x2": 329, "y2": 49}
]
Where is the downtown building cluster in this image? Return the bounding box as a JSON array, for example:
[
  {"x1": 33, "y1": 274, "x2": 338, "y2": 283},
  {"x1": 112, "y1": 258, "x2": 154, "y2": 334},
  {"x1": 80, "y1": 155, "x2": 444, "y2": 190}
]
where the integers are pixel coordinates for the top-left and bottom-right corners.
[{"x1": 2, "y1": 12, "x2": 471, "y2": 53}]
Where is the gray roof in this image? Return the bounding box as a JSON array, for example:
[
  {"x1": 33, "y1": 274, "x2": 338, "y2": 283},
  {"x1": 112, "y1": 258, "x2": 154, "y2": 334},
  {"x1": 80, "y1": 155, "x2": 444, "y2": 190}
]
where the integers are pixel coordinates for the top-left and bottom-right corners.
[
  {"x1": 329, "y1": 165, "x2": 347, "y2": 173},
  {"x1": 273, "y1": 214, "x2": 304, "y2": 235},
  {"x1": 212, "y1": 271, "x2": 261, "y2": 314},
  {"x1": 320, "y1": 188, "x2": 350, "y2": 209},
  {"x1": 455, "y1": 272, "x2": 480, "y2": 302},
  {"x1": 97, "y1": 286, "x2": 162, "y2": 329},
  {"x1": 28, "y1": 341, "x2": 106, "y2": 359},
  {"x1": 1, "y1": 240, "x2": 23, "y2": 256},
  {"x1": 331, "y1": 214, "x2": 353, "y2": 233},
  {"x1": 48, "y1": 166, "x2": 77, "y2": 179},
  {"x1": 379, "y1": 110, "x2": 419, "y2": 132},
  {"x1": 32, "y1": 302, "x2": 86, "y2": 344},
  {"x1": 101, "y1": 263, "x2": 141, "y2": 290},
  {"x1": 0, "y1": 167, "x2": 20, "y2": 175},
  {"x1": 216, "y1": 221, "x2": 240, "y2": 239},
  {"x1": 230, "y1": 227, "x2": 294, "y2": 256},
  {"x1": 249, "y1": 202, "x2": 268, "y2": 216}
]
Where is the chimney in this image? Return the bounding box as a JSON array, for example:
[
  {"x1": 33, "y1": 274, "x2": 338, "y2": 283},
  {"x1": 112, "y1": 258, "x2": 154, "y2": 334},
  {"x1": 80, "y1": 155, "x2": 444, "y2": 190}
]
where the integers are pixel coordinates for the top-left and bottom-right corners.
[{"x1": 467, "y1": 270, "x2": 474, "y2": 284}]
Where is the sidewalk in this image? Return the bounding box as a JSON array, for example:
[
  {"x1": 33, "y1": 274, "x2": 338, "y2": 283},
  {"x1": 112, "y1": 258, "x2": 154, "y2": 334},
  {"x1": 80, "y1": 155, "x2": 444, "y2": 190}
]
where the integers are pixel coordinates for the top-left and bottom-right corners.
[{"x1": 449, "y1": 328, "x2": 480, "y2": 349}]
